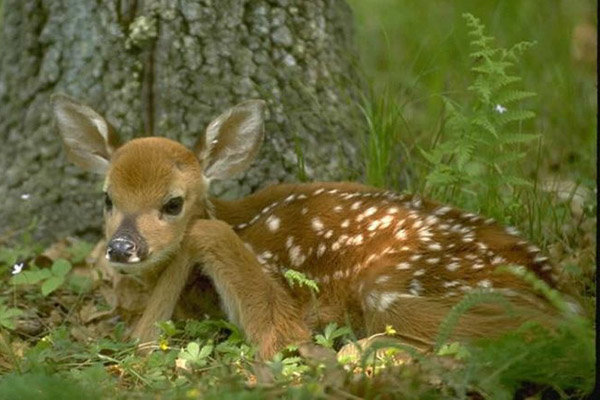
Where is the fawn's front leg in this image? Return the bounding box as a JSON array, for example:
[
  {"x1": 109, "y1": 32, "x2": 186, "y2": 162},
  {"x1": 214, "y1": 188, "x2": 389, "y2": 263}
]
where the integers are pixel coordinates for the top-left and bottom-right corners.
[
  {"x1": 186, "y1": 219, "x2": 312, "y2": 359},
  {"x1": 130, "y1": 251, "x2": 193, "y2": 347}
]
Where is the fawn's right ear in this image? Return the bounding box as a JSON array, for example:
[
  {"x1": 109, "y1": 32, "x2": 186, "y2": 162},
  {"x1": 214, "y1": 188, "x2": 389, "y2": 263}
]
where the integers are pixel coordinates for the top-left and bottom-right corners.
[{"x1": 51, "y1": 93, "x2": 120, "y2": 175}]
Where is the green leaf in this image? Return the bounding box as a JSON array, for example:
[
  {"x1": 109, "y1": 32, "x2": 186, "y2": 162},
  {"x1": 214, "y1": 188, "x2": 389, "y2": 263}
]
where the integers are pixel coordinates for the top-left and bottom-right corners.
[
  {"x1": 0, "y1": 304, "x2": 23, "y2": 330},
  {"x1": 497, "y1": 110, "x2": 535, "y2": 126},
  {"x1": 10, "y1": 269, "x2": 52, "y2": 285},
  {"x1": 284, "y1": 269, "x2": 319, "y2": 294},
  {"x1": 51, "y1": 259, "x2": 72, "y2": 277},
  {"x1": 41, "y1": 276, "x2": 65, "y2": 296}
]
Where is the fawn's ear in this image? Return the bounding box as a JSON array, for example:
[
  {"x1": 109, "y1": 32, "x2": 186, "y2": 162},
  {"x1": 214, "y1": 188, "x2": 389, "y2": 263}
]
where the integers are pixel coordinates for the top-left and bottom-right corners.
[
  {"x1": 51, "y1": 93, "x2": 120, "y2": 175},
  {"x1": 194, "y1": 100, "x2": 266, "y2": 181}
]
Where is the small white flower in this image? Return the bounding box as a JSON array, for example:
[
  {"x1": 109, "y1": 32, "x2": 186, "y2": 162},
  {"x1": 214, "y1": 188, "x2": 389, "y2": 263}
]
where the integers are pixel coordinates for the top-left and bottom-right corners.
[
  {"x1": 494, "y1": 104, "x2": 507, "y2": 114},
  {"x1": 20, "y1": 194, "x2": 31, "y2": 200},
  {"x1": 12, "y1": 262, "x2": 24, "y2": 275}
]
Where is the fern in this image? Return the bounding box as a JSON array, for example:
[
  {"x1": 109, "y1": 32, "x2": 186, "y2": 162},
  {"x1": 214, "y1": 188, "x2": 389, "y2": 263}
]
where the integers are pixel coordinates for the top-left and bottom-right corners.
[
  {"x1": 421, "y1": 13, "x2": 538, "y2": 219},
  {"x1": 283, "y1": 269, "x2": 319, "y2": 294},
  {"x1": 434, "y1": 289, "x2": 514, "y2": 351}
]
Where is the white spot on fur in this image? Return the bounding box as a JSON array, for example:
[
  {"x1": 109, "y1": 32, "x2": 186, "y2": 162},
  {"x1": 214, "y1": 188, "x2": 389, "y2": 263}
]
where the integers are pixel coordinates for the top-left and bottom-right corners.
[
  {"x1": 434, "y1": 206, "x2": 451, "y2": 216},
  {"x1": 425, "y1": 215, "x2": 439, "y2": 226},
  {"x1": 311, "y1": 217, "x2": 324, "y2": 232},
  {"x1": 365, "y1": 254, "x2": 378, "y2": 265},
  {"x1": 313, "y1": 188, "x2": 325, "y2": 195},
  {"x1": 351, "y1": 201, "x2": 362, "y2": 210},
  {"x1": 408, "y1": 279, "x2": 423, "y2": 296},
  {"x1": 443, "y1": 280, "x2": 461, "y2": 288},
  {"x1": 375, "y1": 275, "x2": 390, "y2": 285},
  {"x1": 472, "y1": 263, "x2": 485, "y2": 270},
  {"x1": 301, "y1": 207, "x2": 308, "y2": 215},
  {"x1": 379, "y1": 215, "x2": 394, "y2": 229},
  {"x1": 387, "y1": 207, "x2": 399, "y2": 214},
  {"x1": 447, "y1": 262, "x2": 460, "y2": 271},
  {"x1": 266, "y1": 215, "x2": 280, "y2": 232},
  {"x1": 478, "y1": 279, "x2": 493, "y2": 288},
  {"x1": 367, "y1": 220, "x2": 381, "y2": 231},
  {"x1": 377, "y1": 292, "x2": 400, "y2": 311},
  {"x1": 413, "y1": 269, "x2": 425, "y2": 276},
  {"x1": 284, "y1": 194, "x2": 296, "y2": 203},
  {"x1": 334, "y1": 205, "x2": 343, "y2": 212},
  {"x1": 317, "y1": 243, "x2": 327, "y2": 258},
  {"x1": 491, "y1": 256, "x2": 506, "y2": 265},
  {"x1": 534, "y1": 254, "x2": 548, "y2": 263},
  {"x1": 341, "y1": 219, "x2": 350, "y2": 228},
  {"x1": 289, "y1": 245, "x2": 305, "y2": 267},
  {"x1": 428, "y1": 242, "x2": 442, "y2": 251},
  {"x1": 364, "y1": 207, "x2": 378, "y2": 217},
  {"x1": 396, "y1": 262, "x2": 411, "y2": 270},
  {"x1": 395, "y1": 229, "x2": 407, "y2": 240},
  {"x1": 348, "y1": 234, "x2": 364, "y2": 246},
  {"x1": 286, "y1": 236, "x2": 294, "y2": 249},
  {"x1": 324, "y1": 230, "x2": 333, "y2": 239},
  {"x1": 505, "y1": 226, "x2": 520, "y2": 236},
  {"x1": 426, "y1": 257, "x2": 440, "y2": 264},
  {"x1": 410, "y1": 254, "x2": 421, "y2": 261}
]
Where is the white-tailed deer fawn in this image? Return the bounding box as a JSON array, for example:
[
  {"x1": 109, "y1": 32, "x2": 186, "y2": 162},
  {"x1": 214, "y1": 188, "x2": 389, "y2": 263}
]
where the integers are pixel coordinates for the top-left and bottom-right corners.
[{"x1": 52, "y1": 94, "x2": 571, "y2": 359}]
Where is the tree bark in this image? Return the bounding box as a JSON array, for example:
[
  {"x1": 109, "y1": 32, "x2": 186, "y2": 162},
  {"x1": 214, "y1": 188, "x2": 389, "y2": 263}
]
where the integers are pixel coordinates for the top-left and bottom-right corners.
[{"x1": 0, "y1": 0, "x2": 363, "y2": 243}]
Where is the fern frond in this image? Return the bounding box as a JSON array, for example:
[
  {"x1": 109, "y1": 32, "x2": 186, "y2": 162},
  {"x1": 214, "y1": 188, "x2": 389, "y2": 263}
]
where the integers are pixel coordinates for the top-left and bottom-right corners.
[
  {"x1": 496, "y1": 133, "x2": 540, "y2": 144},
  {"x1": 435, "y1": 290, "x2": 514, "y2": 351},
  {"x1": 495, "y1": 90, "x2": 537, "y2": 105},
  {"x1": 500, "y1": 175, "x2": 534, "y2": 187},
  {"x1": 487, "y1": 152, "x2": 528, "y2": 165},
  {"x1": 472, "y1": 115, "x2": 498, "y2": 137},
  {"x1": 496, "y1": 109, "x2": 536, "y2": 126}
]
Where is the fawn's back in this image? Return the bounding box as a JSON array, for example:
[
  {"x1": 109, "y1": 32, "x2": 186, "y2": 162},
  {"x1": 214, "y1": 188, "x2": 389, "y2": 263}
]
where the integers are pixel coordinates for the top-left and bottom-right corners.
[{"x1": 213, "y1": 181, "x2": 564, "y2": 345}]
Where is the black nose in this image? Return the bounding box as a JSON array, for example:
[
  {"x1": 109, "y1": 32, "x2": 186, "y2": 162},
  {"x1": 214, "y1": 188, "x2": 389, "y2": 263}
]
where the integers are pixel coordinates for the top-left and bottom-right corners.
[{"x1": 107, "y1": 237, "x2": 137, "y2": 263}]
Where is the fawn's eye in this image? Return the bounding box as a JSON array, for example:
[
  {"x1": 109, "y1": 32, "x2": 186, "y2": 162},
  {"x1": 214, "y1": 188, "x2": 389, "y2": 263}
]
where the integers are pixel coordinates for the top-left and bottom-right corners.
[
  {"x1": 161, "y1": 196, "x2": 184, "y2": 216},
  {"x1": 104, "y1": 193, "x2": 113, "y2": 211}
]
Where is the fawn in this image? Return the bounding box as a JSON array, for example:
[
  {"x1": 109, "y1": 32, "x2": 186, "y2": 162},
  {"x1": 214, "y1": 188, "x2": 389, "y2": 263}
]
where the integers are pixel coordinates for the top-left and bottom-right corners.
[{"x1": 52, "y1": 94, "x2": 571, "y2": 359}]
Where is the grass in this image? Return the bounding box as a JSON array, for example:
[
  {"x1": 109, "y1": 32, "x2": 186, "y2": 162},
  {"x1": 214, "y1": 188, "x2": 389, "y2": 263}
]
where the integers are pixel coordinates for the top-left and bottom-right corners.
[{"x1": 0, "y1": 1, "x2": 597, "y2": 399}]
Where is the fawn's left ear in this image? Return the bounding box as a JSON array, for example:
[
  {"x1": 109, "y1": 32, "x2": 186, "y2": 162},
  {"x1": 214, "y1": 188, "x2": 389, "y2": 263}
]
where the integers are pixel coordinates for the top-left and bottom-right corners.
[
  {"x1": 194, "y1": 100, "x2": 266, "y2": 181},
  {"x1": 51, "y1": 93, "x2": 121, "y2": 175}
]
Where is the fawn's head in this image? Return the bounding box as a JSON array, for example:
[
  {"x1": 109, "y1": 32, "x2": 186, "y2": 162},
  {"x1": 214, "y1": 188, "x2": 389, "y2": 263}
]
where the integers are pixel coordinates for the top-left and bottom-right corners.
[{"x1": 52, "y1": 94, "x2": 265, "y2": 274}]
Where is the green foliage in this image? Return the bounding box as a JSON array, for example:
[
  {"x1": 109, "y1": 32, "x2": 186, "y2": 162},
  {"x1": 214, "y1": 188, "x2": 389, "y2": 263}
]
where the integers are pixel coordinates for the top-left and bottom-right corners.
[
  {"x1": 0, "y1": 302, "x2": 23, "y2": 330},
  {"x1": 177, "y1": 341, "x2": 214, "y2": 369},
  {"x1": 10, "y1": 258, "x2": 72, "y2": 296},
  {"x1": 284, "y1": 269, "x2": 319, "y2": 294},
  {"x1": 361, "y1": 91, "x2": 408, "y2": 189},
  {"x1": 420, "y1": 13, "x2": 539, "y2": 216},
  {"x1": 434, "y1": 289, "x2": 513, "y2": 351},
  {"x1": 314, "y1": 322, "x2": 353, "y2": 349}
]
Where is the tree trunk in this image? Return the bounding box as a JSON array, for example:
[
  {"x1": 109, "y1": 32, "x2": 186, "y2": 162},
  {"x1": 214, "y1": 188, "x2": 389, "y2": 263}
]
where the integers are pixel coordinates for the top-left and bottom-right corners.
[{"x1": 0, "y1": 0, "x2": 363, "y2": 243}]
